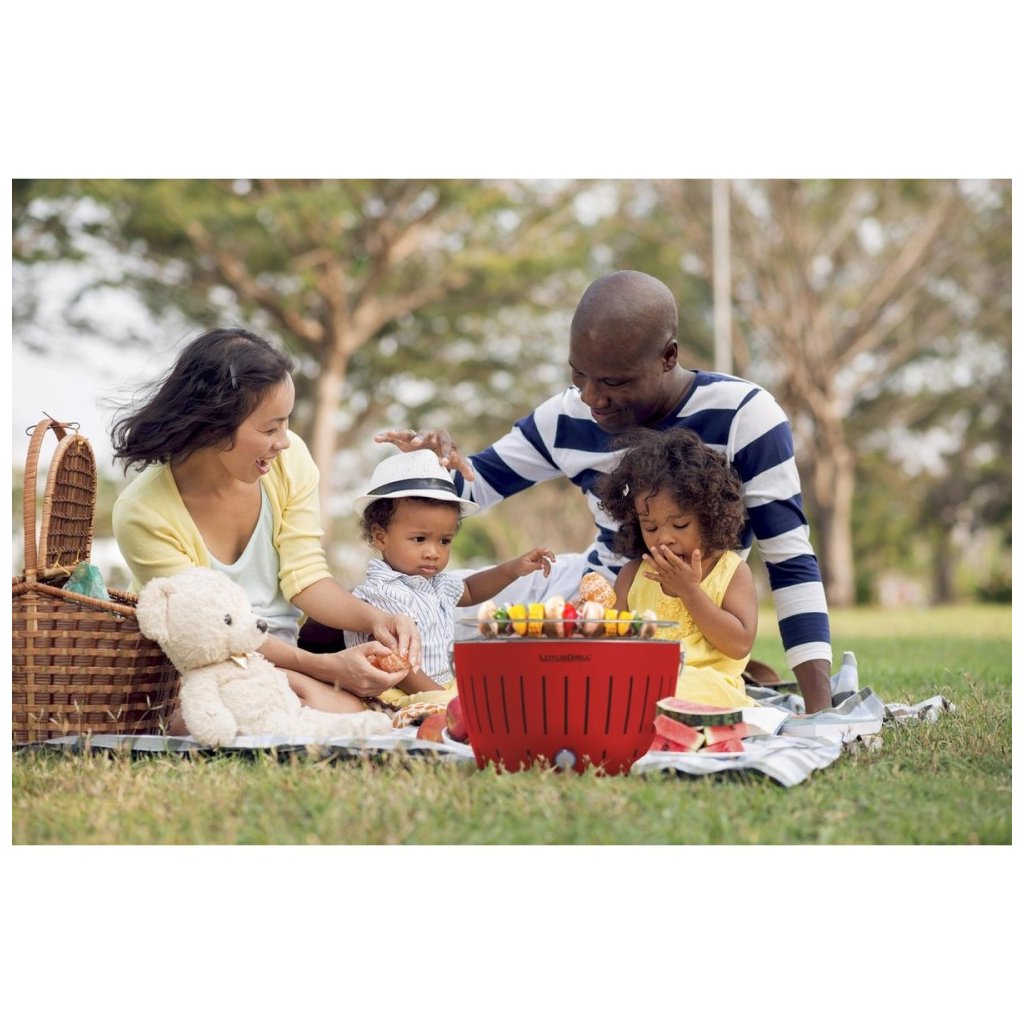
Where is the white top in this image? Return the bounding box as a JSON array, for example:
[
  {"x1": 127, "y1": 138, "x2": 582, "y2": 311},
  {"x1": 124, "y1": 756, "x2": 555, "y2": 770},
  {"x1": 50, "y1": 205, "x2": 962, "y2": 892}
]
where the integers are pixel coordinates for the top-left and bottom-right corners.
[{"x1": 208, "y1": 487, "x2": 302, "y2": 645}]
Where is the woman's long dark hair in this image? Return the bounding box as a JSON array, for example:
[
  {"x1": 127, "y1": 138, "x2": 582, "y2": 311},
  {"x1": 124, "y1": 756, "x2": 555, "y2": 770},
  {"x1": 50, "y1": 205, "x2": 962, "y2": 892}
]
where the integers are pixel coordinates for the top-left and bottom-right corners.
[{"x1": 110, "y1": 328, "x2": 294, "y2": 472}]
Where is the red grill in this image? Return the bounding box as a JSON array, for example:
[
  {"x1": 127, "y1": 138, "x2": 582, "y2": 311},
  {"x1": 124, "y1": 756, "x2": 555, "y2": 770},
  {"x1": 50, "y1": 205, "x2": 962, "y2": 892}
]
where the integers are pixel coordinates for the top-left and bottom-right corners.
[{"x1": 453, "y1": 638, "x2": 681, "y2": 775}]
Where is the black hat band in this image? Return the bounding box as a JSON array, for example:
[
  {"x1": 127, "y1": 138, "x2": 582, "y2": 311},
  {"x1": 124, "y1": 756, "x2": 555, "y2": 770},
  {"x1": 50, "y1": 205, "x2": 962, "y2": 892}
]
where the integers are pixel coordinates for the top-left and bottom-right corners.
[{"x1": 366, "y1": 477, "x2": 459, "y2": 498}]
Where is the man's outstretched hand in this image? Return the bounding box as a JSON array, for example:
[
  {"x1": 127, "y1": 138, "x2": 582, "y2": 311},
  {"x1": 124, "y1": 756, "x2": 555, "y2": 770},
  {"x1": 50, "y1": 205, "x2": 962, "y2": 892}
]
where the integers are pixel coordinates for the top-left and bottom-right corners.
[{"x1": 374, "y1": 428, "x2": 476, "y2": 480}]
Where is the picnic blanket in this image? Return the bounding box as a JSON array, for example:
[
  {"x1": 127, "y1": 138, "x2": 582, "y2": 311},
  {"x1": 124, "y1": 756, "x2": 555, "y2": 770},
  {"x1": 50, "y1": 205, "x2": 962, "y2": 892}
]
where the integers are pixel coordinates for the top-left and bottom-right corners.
[
  {"x1": 18, "y1": 651, "x2": 953, "y2": 788},
  {"x1": 630, "y1": 652, "x2": 952, "y2": 784}
]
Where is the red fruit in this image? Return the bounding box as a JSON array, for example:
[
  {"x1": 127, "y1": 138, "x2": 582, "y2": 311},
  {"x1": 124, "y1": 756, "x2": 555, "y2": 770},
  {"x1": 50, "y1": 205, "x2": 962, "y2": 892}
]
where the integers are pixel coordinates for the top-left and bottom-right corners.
[
  {"x1": 653, "y1": 714, "x2": 704, "y2": 752},
  {"x1": 562, "y1": 602, "x2": 578, "y2": 638},
  {"x1": 446, "y1": 695, "x2": 469, "y2": 743},
  {"x1": 649, "y1": 735, "x2": 678, "y2": 752},
  {"x1": 702, "y1": 737, "x2": 745, "y2": 753},
  {"x1": 656, "y1": 697, "x2": 742, "y2": 727},
  {"x1": 416, "y1": 712, "x2": 447, "y2": 743}
]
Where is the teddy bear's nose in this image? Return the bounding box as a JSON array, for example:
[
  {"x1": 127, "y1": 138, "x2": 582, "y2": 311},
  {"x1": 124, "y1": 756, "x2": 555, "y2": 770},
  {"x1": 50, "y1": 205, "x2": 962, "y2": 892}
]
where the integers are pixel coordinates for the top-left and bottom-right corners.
[{"x1": 256, "y1": 619, "x2": 268, "y2": 633}]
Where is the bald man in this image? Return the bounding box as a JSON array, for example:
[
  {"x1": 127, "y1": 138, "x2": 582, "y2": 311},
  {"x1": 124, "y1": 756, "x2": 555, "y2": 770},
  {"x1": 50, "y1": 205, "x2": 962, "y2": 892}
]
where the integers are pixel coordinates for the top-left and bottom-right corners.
[{"x1": 377, "y1": 270, "x2": 833, "y2": 712}]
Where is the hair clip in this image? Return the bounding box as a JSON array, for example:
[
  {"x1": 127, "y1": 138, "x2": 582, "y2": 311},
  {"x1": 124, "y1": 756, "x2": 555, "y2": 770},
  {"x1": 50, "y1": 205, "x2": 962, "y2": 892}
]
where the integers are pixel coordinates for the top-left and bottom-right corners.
[
  {"x1": 622, "y1": 484, "x2": 630, "y2": 497},
  {"x1": 229, "y1": 361, "x2": 239, "y2": 390}
]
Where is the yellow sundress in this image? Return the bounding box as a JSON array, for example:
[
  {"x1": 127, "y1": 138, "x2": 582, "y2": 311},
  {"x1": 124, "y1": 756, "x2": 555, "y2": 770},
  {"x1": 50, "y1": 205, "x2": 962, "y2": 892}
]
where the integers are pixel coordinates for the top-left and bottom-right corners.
[{"x1": 627, "y1": 549, "x2": 757, "y2": 709}]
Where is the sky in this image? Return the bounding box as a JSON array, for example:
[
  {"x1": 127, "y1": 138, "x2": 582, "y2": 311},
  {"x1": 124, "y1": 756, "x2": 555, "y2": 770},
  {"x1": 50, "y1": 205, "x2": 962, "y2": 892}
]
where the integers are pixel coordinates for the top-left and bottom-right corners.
[
  {"x1": 5, "y1": 2, "x2": 1020, "y2": 1016},
  {"x1": 13, "y1": 341, "x2": 148, "y2": 467},
  {"x1": 11, "y1": 251, "x2": 186, "y2": 468}
]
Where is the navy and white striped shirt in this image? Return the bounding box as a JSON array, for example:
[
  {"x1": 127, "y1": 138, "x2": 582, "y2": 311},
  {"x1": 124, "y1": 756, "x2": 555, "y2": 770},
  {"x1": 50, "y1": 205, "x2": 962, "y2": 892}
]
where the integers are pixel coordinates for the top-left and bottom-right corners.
[
  {"x1": 454, "y1": 371, "x2": 832, "y2": 671},
  {"x1": 345, "y1": 558, "x2": 465, "y2": 683}
]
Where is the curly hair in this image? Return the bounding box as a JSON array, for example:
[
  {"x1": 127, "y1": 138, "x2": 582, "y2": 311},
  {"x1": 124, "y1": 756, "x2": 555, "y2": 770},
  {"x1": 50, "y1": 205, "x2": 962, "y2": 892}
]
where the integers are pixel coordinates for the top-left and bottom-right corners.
[
  {"x1": 111, "y1": 328, "x2": 294, "y2": 472},
  {"x1": 359, "y1": 496, "x2": 464, "y2": 545},
  {"x1": 595, "y1": 426, "x2": 746, "y2": 559}
]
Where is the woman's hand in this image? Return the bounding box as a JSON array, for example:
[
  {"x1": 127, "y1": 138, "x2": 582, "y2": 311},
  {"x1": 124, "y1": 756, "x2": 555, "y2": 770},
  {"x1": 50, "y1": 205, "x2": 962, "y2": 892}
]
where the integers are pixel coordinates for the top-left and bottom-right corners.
[
  {"x1": 642, "y1": 545, "x2": 704, "y2": 600},
  {"x1": 320, "y1": 642, "x2": 411, "y2": 699},
  {"x1": 373, "y1": 428, "x2": 475, "y2": 480},
  {"x1": 371, "y1": 612, "x2": 422, "y2": 671}
]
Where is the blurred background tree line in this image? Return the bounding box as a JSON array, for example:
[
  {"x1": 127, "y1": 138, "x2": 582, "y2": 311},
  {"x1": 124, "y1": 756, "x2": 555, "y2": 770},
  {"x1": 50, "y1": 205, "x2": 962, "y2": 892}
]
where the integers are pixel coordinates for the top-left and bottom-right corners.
[{"x1": 12, "y1": 179, "x2": 1011, "y2": 607}]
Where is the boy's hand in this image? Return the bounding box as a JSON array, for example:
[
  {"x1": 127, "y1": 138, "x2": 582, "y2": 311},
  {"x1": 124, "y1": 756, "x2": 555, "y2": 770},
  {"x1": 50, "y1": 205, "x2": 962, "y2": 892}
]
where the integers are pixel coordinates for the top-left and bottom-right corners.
[
  {"x1": 512, "y1": 548, "x2": 556, "y2": 579},
  {"x1": 370, "y1": 612, "x2": 422, "y2": 672},
  {"x1": 641, "y1": 545, "x2": 703, "y2": 599}
]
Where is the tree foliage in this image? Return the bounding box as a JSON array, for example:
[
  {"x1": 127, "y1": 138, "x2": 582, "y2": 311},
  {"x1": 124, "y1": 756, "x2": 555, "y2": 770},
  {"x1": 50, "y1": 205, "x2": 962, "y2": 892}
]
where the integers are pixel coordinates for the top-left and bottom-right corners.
[
  {"x1": 12, "y1": 178, "x2": 1011, "y2": 602},
  {"x1": 14, "y1": 179, "x2": 598, "y2": 556},
  {"x1": 601, "y1": 178, "x2": 1011, "y2": 605}
]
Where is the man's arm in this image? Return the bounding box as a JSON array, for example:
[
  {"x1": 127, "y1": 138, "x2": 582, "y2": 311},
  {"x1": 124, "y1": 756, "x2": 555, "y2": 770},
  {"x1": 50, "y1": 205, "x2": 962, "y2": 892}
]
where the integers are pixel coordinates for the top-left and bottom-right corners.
[
  {"x1": 793, "y1": 660, "x2": 832, "y2": 714},
  {"x1": 376, "y1": 393, "x2": 574, "y2": 512},
  {"x1": 720, "y1": 385, "x2": 833, "y2": 709}
]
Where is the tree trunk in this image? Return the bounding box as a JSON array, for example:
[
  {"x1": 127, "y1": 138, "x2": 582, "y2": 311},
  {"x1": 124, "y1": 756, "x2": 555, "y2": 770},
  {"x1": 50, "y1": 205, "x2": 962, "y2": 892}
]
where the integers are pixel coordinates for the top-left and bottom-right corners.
[
  {"x1": 807, "y1": 433, "x2": 857, "y2": 608},
  {"x1": 930, "y1": 525, "x2": 956, "y2": 605},
  {"x1": 309, "y1": 354, "x2": 347, "y2": 547}
]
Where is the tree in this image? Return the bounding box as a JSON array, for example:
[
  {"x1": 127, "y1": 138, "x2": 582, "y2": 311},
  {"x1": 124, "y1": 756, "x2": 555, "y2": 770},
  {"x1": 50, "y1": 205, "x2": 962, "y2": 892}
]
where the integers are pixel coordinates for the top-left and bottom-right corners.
[
  {"x1": 16, "y1": 179, "x2": 1010, "y2": 603},
  {"x1": 13, "y1": 179, "x2": 594, "y2": 544},
  {"x1": 607, "y1": 179, "x2": 1010, "y2": 606}
]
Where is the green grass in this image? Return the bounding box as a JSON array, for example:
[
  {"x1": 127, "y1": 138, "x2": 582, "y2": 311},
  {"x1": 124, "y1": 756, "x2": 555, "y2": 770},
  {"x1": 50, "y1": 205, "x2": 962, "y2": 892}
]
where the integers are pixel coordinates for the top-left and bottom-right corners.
[{"x1": 12, "y1": 604, "x2": 1011, "y2": 845}]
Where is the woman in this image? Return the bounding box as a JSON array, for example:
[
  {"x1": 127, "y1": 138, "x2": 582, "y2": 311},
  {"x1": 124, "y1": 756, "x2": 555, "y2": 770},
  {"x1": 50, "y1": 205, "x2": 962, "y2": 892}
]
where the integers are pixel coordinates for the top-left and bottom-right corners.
[{"x1": 111, "y1": 327, "x2": 420, "y2": 728}]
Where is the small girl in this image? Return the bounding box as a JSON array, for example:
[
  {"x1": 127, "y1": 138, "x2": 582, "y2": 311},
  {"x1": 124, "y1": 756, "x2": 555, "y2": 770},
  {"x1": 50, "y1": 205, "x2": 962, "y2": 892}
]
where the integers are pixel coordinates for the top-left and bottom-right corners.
[
  {"x1": 344, "y1": 448, "x2": 555, "y2": 706},
  {"x1": 596, "y1": 426, "x2": 758, "y2": 709}
]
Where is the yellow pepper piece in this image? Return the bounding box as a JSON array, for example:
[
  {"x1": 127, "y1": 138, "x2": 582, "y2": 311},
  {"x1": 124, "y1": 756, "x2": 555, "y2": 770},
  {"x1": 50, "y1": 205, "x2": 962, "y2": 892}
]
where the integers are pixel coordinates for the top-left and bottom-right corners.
[
  {"x1": 617, "y1": 609, "x2": 633, "y2": 636},
  {"x1": 508, "y1": 604, "x2": 527, "y2": 636},
  {"x1": 527, "y1": 603, "x2": 545, "y2": 636},
  {"x1": 604, "y1": 608, "x2": 619, "y2": 637}
]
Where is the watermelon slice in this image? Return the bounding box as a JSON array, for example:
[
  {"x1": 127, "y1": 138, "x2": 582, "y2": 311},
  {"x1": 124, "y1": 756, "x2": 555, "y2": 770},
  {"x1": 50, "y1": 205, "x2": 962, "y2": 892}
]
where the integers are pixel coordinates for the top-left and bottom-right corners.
[
  {"x1": 702, "y1": 737, "x2": 745, "y2": 753},
  {"x1": 648, "y1": 737, "x2": 699, "y2": 754},
  {"x1": 656, "y1": 697, "x2": 743, "y2": 727},
  {"x1": 653, "y1": 715, "x2": 704, "y2": 752},
  {"x1": 702, "y1": 722, "x2": 750, "y2": 745}
]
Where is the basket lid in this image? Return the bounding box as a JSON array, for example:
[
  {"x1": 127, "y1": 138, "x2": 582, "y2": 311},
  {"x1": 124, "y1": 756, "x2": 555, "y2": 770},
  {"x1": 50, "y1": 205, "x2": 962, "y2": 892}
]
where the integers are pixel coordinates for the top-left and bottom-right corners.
[{"x1": 23, "y1": 419, "x2": 97, "y2": 581}]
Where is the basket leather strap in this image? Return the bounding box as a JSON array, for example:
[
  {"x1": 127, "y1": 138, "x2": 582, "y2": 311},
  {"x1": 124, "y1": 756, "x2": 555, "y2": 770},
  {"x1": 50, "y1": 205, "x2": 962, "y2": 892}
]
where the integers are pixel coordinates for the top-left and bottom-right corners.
[{"x1": 22, "y1": 418, "x2": 67, "y2": 584}]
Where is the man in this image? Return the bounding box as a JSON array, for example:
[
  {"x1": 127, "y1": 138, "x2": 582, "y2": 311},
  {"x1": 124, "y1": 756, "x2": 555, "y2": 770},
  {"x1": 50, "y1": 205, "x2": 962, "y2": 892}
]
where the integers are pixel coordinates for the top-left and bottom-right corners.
[{"x1": 376, "y1": 270, "x2": 833, "y2": 712}]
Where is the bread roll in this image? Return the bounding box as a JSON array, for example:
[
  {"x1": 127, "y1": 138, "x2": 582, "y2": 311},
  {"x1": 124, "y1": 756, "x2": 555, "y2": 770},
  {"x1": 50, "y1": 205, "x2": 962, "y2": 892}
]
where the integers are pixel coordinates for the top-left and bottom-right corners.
[{"x1": 579, "y1": 571, "x2": 616, "y2": 609}]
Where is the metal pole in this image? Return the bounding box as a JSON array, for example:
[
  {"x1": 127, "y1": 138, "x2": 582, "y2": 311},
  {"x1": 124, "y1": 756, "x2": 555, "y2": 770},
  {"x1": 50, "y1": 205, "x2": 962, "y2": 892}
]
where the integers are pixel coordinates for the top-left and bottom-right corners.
[{"x1": 712, "y1": 179, "x2": 732, "y2": 375}]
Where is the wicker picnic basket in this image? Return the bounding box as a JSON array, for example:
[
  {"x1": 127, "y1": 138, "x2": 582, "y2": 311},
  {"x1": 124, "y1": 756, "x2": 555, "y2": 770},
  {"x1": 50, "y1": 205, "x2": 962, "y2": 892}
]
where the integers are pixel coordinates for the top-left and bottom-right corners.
[{"x1": 12, "y1": 417, "x2": 178, "y2": 744}]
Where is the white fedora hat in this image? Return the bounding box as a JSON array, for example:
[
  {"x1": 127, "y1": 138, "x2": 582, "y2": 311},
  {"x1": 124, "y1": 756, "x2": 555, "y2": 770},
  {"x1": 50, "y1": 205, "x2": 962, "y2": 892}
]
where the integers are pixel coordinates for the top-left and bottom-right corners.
[{"x1": 352, "y1": 448, "x2": 480, "y2": 517}]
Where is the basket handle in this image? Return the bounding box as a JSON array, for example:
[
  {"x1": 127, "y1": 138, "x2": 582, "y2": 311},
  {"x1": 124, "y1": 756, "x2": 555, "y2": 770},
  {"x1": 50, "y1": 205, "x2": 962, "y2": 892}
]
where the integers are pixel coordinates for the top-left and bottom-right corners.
[{"x1": 22, "y1": 417, "x2": 69, "y2": 583}]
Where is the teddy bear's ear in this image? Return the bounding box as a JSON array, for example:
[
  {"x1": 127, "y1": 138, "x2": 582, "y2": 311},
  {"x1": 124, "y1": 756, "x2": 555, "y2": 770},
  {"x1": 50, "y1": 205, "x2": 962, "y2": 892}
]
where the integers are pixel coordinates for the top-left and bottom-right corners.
[{"x1": 135, "y1": 575, "x2": 176, "y2": 646}]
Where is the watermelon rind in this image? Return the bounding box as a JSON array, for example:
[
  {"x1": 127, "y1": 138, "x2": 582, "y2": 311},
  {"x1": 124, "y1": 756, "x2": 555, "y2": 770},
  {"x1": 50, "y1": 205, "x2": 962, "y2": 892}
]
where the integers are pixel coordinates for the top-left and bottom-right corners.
[
  {"x1": 697, "y1": 722, "x2": 749, "y2": 752},
  {"x1": 702, "y1": 721, "x2": 750, "y2": 744},
  {"x1": 656, "y1": 696, "x2": 743, "y2": 727}
]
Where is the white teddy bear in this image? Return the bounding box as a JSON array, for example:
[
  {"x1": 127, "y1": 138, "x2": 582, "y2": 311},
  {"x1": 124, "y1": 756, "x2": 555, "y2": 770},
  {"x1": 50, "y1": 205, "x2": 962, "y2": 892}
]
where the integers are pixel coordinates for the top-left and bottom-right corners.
[{"x1": 136, "y1": 566, "x2": 393, "y2": 746}]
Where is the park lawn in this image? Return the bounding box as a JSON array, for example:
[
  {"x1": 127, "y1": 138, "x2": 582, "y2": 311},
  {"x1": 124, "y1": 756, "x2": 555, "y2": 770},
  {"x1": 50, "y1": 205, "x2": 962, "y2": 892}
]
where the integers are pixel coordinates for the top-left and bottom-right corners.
[{"x1": 11, "y1": 604, "x2": 1011, "y2": 845}]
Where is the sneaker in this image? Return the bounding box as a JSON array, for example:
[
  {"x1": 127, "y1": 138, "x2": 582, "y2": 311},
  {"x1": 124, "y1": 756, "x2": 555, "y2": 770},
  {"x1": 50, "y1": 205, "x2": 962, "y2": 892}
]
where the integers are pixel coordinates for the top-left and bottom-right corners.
[{"x1": 830, "y1": 651, "x2": 859, "y2": 706}]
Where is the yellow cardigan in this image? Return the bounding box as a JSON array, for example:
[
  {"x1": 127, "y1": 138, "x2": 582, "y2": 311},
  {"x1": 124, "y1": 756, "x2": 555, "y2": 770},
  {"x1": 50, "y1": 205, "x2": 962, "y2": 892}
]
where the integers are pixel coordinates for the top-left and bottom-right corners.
[{"x1": 112, "y1": 431, "x2": 332, "y2": 601}]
